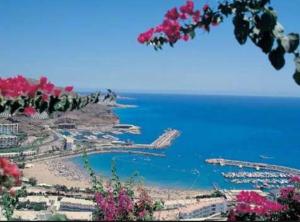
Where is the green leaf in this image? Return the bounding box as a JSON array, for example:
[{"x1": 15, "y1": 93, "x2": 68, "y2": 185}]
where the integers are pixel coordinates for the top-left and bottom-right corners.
[
  {"x1": 295, "y1": 55, "x2": 300, "y2": 72},
  {"x1": 281, "y1": 33, "x2": 299, "y2": 53},
  {"x1": 260, "y1": 0, "x2": 270, "y2": 7},
  {"x1": 259, "y1": 10, "x2": 277, "y2": 32},
  {"x1": 256, "y1": 31, "x2": 274, "y2": 54},
  {"x1": 273, "y1": 22, "x2": 284, "y2": 38},
  {"x1": 293, "y1": 70, "x2": 300, "y2": 85},
  {"x1": 218, "y1": 2, "x2": 232, "y2": 17},
  {"x1": 189, "y1": 30, "x2": 196, "y2": 39},
  {"x1": 233, "y1": 15, "x2": 249, "y2": 45},
  {"x1": 268, "y1": 46, "x2": 285, "y2": 70}
]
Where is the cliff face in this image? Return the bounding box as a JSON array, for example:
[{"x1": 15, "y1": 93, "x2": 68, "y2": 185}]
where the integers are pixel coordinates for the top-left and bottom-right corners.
[
  {"x1": 52, "y1": 103, "x2": 119, "y2": 129},
  {"x1": 2, "y1": 103, "x2": 119, "y2": 136}
]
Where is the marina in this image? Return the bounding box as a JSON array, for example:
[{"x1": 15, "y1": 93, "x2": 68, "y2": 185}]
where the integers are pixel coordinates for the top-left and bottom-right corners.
[
  {"x1": 84, "y1": 129, "x2": 180, "y2": 150},
  {"x1": 206, "y1": 158, "x2": 300, "y2": 189},
  {"x1": 206, "y1": 158, "x2": 300, "y2": 175},
  {"x1": 222, "y1": 171, "x2": 293, "y2": 179}
]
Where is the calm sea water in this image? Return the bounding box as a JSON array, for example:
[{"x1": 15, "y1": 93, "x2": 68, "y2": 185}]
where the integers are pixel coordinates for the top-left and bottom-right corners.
[{"x1": 73, "y1": 93, "x2": 300, "y2": 190}]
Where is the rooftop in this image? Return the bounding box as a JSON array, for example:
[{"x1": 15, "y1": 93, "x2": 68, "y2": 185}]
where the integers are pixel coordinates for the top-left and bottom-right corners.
[
  {"x1": 60, "y1": 197, "x2": 95, "y2": 206},
  {"x1": 179, "y1": 198, "x2": 226, "y2": 215}
]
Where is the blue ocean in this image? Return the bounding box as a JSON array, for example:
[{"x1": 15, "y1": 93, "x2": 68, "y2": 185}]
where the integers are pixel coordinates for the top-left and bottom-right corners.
[{"x1": 73, "y1": 93, "x2": 300, "y2": 190}]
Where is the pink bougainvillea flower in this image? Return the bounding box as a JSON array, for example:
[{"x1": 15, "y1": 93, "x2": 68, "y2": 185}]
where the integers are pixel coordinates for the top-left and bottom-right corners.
[
  {"x1": 161, "y1": 19, "x2": 181, "y2": 43},
  {"x1": 0, "y1": 158, "x2": 21, "y2": 180},
  {"x1": 203, "y1": 4, "x2": 209, "y2": 11},
  {"x1": 155, "y1": 25, "x2": 164, "y2": 33},
  {"x1": 65, "y1": 86, "x2": 74, "y2": 92},
  {"x1": 138, "y1": 28, "x2": 155, "y2": 44},
  {"x1": 290, "y1": 176, "x2": 300, "y2": 183},
  {"x1": 27, "y1": 84, "x2": 39, "y2": 97},
  {"x1": 24, "y1": 106, "x2": 37, "y2": 116},
  {"x1": 54, "y1": 88, "x2": 62, "y2": 97},
  {"x1": 165, "y1": 7, "x2": 180, "y2": 20},
  {"x1": 182, "y1": 34, "x2": 190, "y2": 41},
  {"x1": 293, "y1": 193, "x2": 300, "y2": 202},
  {"x1": 42, "y1": 94, "x2": 49, "y2": 101},
  {"x1": 193, "y1": 10, "x2": 201, "y2": 22},
  {"x1": 0, "y1": 157, "x2": 21, "y2": 196},
  {"x1": 228, "y1": 209, "x2": 237, "y2": 222},
  {"x1": 180, "y1": 13, "x2": 189, "y2": 20},
  {"x1": 39, "y1": 76, "x2": 48, "y2": 86},
  {"x1": 180, "y1": 0, "x2": 194, "y2": 15},
  {"x1": 42, "y1": 83, "x2": 55, "y2": 94},
  {"x1": 280, "y1": 187, "x2": 295, "y2": 199}
]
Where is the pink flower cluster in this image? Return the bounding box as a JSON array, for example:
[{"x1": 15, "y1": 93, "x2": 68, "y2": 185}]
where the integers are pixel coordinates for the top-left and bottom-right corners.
[
  {"x1": 0, "y1": 158, "x2": 21, "y2": 194},
  {"x1": 280, "y1": 187, "x2": 296, "y2": 199},
  {"x1": 290, "y1": 176, "x2": 300, "y2": 184},
  {"x1": 235, "y1": 191, "x2": 284, "y2": 216},
  {"x1": 280, "y1": 187, "x2": 300, "y2": 203},
  {"x1": 279, "y1": 176, "x2": 300, "y2": 203},
  {"x1": 94, "y1": 185, "x2": 154, "y2": 221},
  {"x1": 95, "y1": 187, "x2": 134, "y2": 221},
  {"x1": 24, "y1": 106, "x2": 37, "y2": 116},
  {"x1": 0, "y1": 75, "x2": 74, "y2": 116},
  {"x1": 0, "y1": 75, "x2": 73, "y2": 100},
  {"x1": 138, "y1": 0, "x2": 210, "y2": 44},
  {"x1": 229, "y1": 178, "x2": 300, "y2": 221}
]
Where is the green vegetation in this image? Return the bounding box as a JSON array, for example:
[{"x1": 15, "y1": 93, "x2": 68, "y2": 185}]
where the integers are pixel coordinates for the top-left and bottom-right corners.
[
  {"x1": 0, "y1": 135, "x2": 47, "y2": 154},
  {"x1": 47, "y1": 214, "x2": 68, "y2": 221},
  {"x1": 195, "y1": 190, "x2": 226, "y2": 200},
  {"x1": 28, "y1": 177, "x2": 37, "y2": 186},
  {"x1": 16, "y1": 201, "x2": 47, "y2": 211},
  {"x1": 1, "y1": 187, "x2": 27, "y2": 221}
]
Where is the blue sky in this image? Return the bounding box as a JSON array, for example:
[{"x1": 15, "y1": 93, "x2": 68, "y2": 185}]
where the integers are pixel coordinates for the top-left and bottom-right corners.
[{"x1": 0, "y1": 0, "x2": 299, "y2": 96}]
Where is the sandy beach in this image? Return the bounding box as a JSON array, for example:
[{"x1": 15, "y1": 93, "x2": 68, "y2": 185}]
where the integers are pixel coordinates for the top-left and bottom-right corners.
[
  {"x1": 23, "y1": 158, "x2": 91, "y2": 189},
  {"x1": 22, "y1": 157, "x2": 209, "y2": 200}
]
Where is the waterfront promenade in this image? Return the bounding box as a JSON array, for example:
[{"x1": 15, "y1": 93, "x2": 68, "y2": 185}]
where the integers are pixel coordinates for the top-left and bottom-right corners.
[
  {"x1": 206, "y1": 158, "x2": 300, "y2": 175},
  {"x1": 10, "y1": 129, "x2": 180, "y2": 164},
  {"x1": 25, "y1": 148, "x2": 166, "y2": 163}
]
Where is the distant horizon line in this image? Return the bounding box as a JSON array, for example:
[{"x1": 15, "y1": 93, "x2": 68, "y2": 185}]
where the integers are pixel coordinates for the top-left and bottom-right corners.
[{"x1": 77, "y1": 88, "x2": 300, "y2": 99}]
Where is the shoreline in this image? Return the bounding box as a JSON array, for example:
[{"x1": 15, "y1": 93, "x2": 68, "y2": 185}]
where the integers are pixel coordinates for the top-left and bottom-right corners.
[{"x1": 22, "y1": 156, "x2": 210, "y2": 200}]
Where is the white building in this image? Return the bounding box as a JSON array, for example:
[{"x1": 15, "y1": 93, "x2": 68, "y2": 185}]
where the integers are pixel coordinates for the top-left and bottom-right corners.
[
  {"x1": 178, "y1": 198, "x2": 228, "y2": 220},
  {"x1": 63, "y1": 136, "x2": 75, "y2": 150},
  {"x1": 0, "y1": 123, "x2": 18, "y2": 134},
  {"x1": 0, "y1": 135, "x2": 18, "y2": 148},
  {"x1": 59, "y1": 197, "x2": 95, "y2": 212},
  {"x1": 0, "y1": 150, "x2": 36, "y2": 157}
]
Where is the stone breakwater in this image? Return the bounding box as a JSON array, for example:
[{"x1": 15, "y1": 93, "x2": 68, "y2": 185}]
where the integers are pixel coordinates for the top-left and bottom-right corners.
[
  {"x1": 206, "y1": 158, "x2": 300, "y2": 175},
  {"x1": 128, "y1": 129, "x2": 180, "y2": 149}
]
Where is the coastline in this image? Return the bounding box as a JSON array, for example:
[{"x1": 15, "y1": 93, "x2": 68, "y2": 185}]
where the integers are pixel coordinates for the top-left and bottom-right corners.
[{"x1": 22, "y1": 156, "x2": 209, "y2": 200}]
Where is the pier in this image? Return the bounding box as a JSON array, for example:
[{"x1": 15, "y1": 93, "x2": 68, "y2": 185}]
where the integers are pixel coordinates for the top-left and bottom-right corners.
[
  {"x1": 115, "y1": 129, "x2": 180, "y2": 149},
  {"x1": 80, "y1": 129, "x2": 180, "y2": 150},
  {"x1": 206, "y1": 158, "x2": 300, "y2": 175},
  {"x1": 151, "y1": 129, "x2": 180, "y2": 148},
  {"x1": 132, "y1": 129, "x2": 180, "y2": 149}
]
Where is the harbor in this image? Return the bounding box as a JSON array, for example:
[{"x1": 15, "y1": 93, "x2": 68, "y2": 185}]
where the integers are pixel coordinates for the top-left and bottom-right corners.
[
  {"x1": 81, "y1": 129, "x2": 180, "y2": 150},
  {"x1": 221, "y1": 171, "x2": 292, "y2": 189},
  {"x1": 206, "y1": 158, "x2": 300, "y2": 175},
  {"x1": 206, "y1": 158, "x2": 300, "y2": 189}
]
